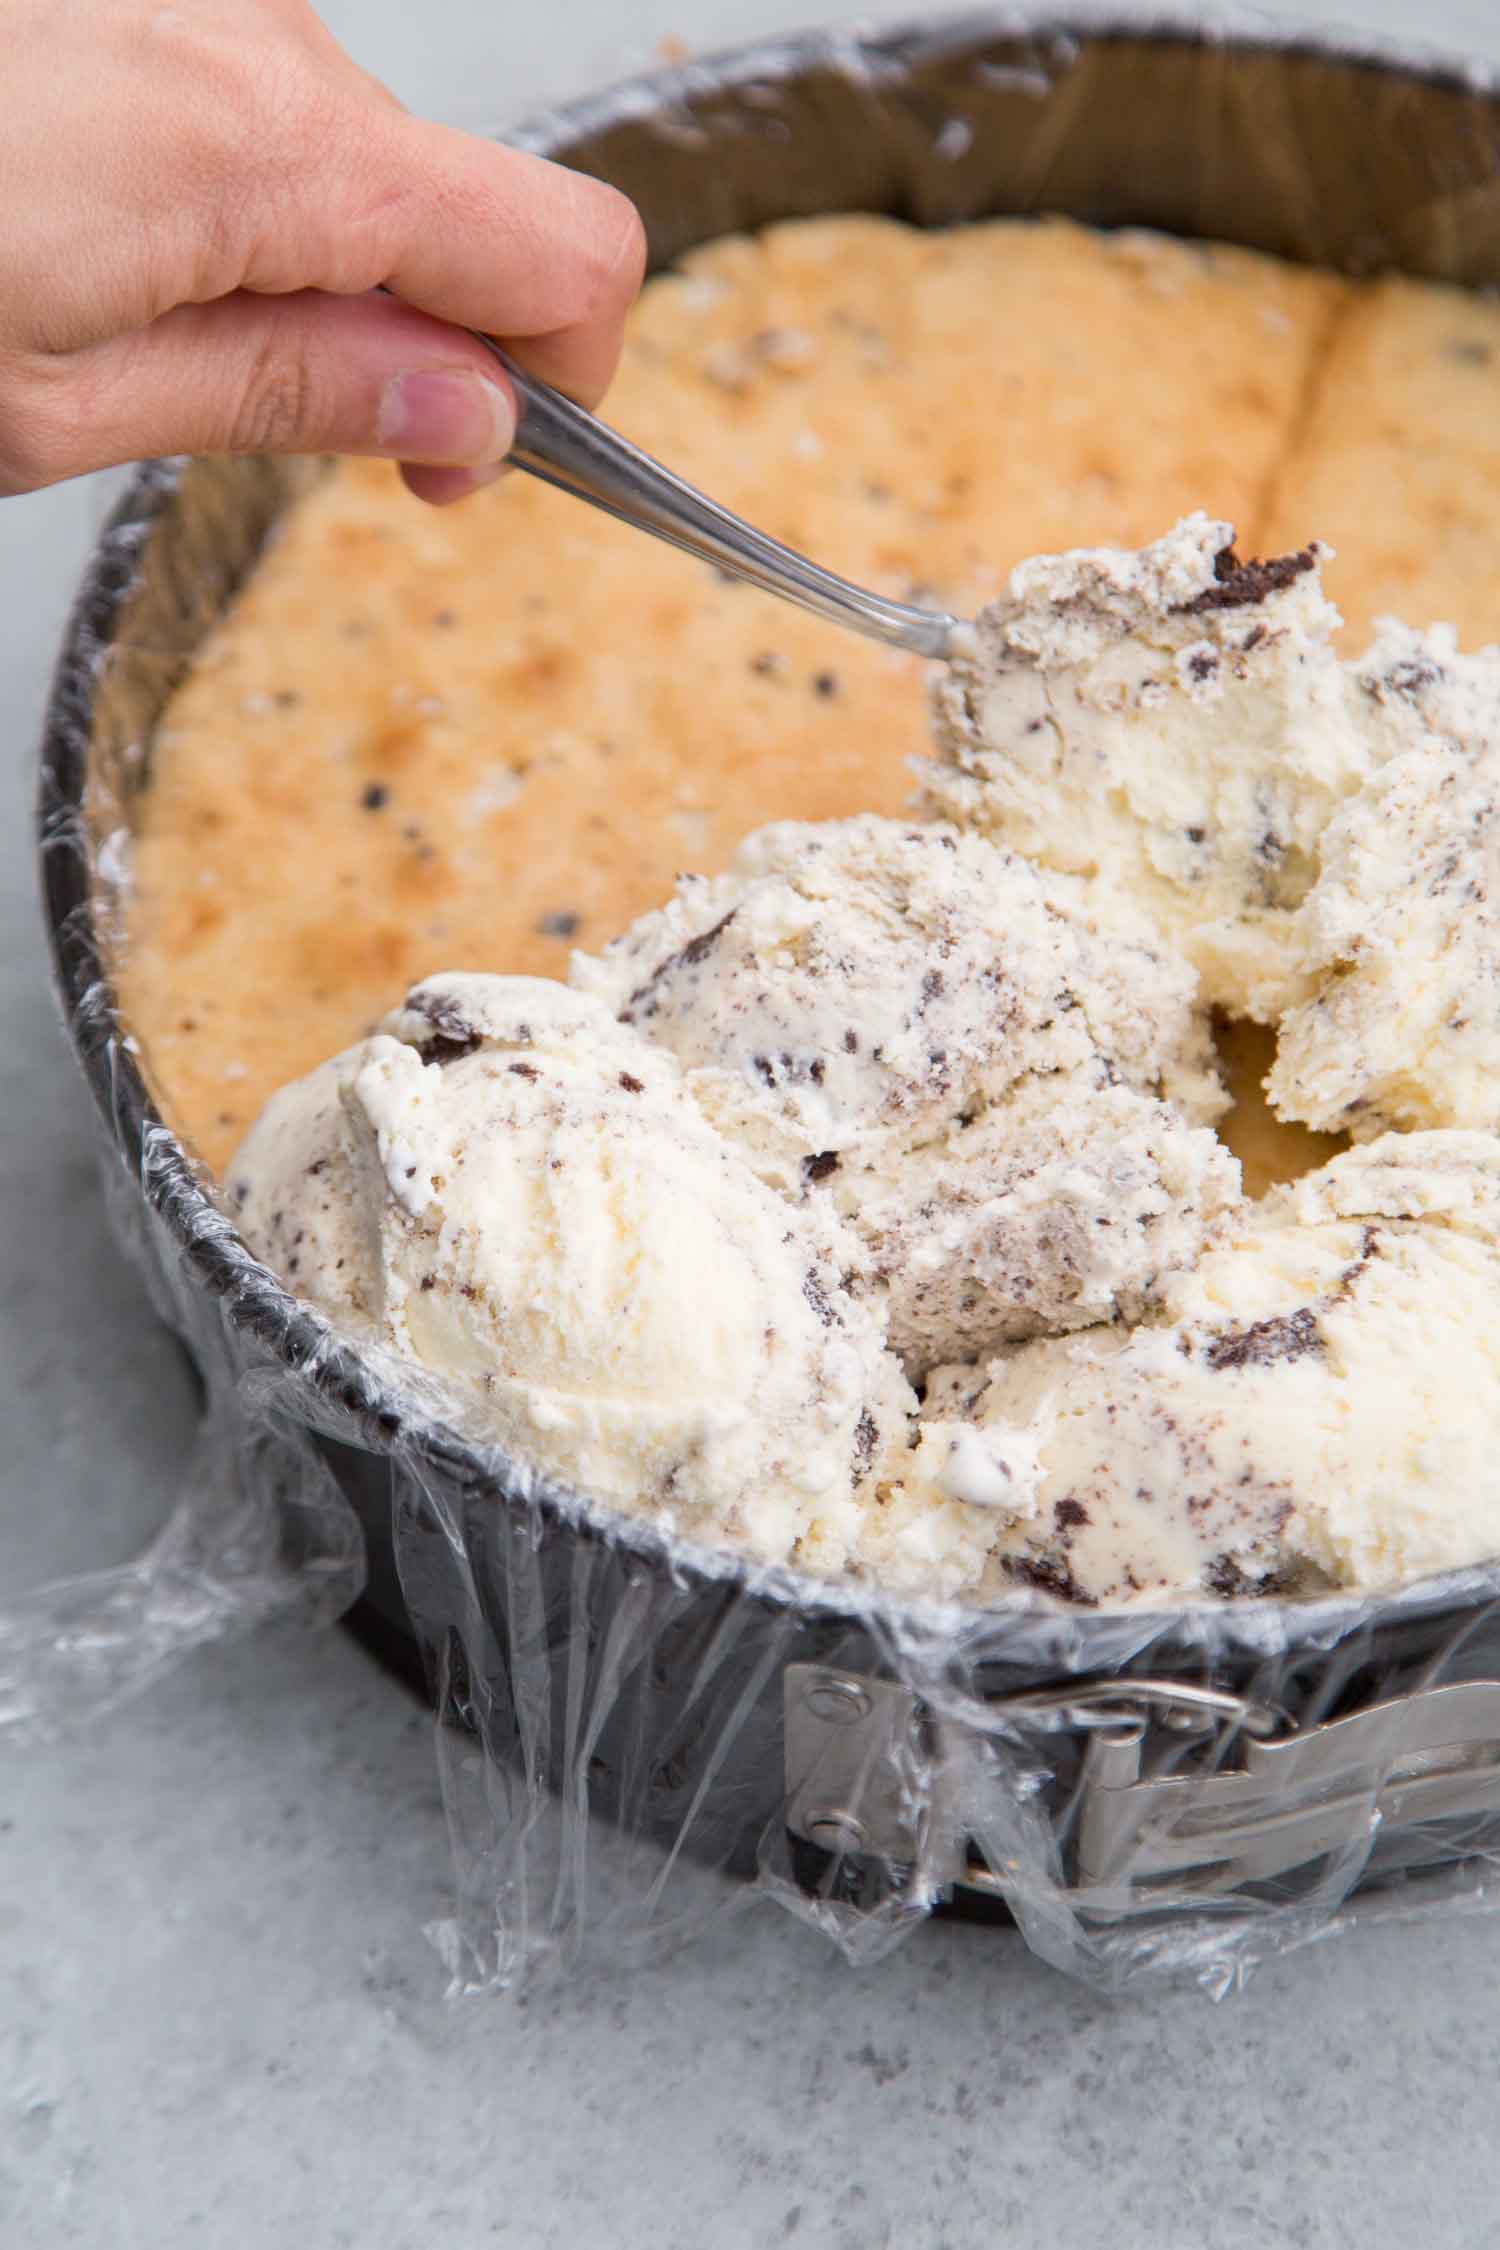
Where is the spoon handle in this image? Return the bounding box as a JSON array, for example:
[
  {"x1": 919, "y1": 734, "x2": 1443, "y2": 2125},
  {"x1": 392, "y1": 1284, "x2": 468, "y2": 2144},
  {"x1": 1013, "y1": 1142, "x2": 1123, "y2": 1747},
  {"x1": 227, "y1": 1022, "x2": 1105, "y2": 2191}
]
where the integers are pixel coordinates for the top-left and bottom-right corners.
[{"x1": 477, "y1": 338, "x2": 960, "y2": 661}]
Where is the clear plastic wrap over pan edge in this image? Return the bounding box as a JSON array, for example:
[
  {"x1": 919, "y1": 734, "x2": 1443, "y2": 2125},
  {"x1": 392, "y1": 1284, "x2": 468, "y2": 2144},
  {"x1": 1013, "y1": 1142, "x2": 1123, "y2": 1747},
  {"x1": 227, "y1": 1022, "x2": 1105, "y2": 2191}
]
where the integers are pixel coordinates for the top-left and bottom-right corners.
[{"x1": 17, "y1": 11, "x2": 1500, "y2": 1996}]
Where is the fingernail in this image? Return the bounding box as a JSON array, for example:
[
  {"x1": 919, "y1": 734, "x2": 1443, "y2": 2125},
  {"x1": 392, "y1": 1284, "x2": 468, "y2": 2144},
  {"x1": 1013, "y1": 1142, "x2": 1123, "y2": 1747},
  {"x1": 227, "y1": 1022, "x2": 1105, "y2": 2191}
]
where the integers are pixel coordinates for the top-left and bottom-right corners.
[{"x1": 377, "y1": 370, "x2": 514, "y2": 464}]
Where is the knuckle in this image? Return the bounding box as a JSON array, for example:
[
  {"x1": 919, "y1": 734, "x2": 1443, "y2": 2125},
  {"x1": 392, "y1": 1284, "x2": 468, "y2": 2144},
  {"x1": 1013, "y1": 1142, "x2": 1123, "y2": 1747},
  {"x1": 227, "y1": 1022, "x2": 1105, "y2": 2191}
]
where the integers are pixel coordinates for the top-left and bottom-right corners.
[
  {"x1": 240, "y1": 90, "x2": 406, "y2": 299},
  {"x1": 322, "y1": 166, "x2": 420, "y2": 297},
  {"x1": 0, "y1": 445, "x2": 45, "y2": 497},
  {"x1": 188, "y1": 38, "x2": 355, "y2": 291},
  {"x1": 227, "y1": 338, "x2": 318, "y2": 455},
  {"x1": 0, "y1": 365, "x2": 77, "y2": 493},
  {"x1": 138, "y1": 38, "x2": 321, "y2": 300},
  {"x1": 0, "y1": 422, "x2": 46, "y2": 494}
]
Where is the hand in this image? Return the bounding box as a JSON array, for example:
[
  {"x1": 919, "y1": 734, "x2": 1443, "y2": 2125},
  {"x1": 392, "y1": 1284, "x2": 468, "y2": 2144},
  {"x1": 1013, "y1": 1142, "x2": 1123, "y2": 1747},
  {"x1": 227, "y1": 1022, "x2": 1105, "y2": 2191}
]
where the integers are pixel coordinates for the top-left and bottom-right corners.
[{"x1": 0, "y1": 0, "x2": 646, "y2": 503}]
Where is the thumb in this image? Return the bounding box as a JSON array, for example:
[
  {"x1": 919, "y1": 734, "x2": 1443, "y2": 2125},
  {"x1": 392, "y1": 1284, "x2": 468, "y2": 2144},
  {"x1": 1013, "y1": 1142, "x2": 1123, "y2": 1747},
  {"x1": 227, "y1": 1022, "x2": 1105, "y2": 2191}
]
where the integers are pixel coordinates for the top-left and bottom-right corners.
[{"x1": 1, "y1": 289, "x2": 518, "y2": 496}]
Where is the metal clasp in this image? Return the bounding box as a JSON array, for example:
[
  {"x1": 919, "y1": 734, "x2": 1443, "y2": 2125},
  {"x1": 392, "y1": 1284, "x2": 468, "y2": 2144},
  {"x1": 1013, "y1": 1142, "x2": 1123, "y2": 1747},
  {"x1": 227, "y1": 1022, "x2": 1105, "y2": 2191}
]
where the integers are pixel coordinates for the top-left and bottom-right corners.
[
  {"x1": 783, "y1": 1666, "x2": 1500, "y2": 1918},
  {"x1": 1074, "y1": 1679, "x2": 1500, "y2": 1907}
]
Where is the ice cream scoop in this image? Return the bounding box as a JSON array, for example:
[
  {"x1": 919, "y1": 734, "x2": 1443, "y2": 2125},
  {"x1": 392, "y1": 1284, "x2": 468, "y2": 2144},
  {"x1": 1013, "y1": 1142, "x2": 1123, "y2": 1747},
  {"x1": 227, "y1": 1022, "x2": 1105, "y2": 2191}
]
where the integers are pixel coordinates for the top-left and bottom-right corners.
[
  {"x1": 572, "y1": 814, "x2": 1236, "y2": 1368},
  {"x1": 923, "y1": 513, "x2": 1379, "y2": 1020},
  {"x1": 228, "y1": 974, "x2": 913, "y2": 1570},
  {"x1": 911, "y1": 1133, "x2": 1500, "y2": 1604}
]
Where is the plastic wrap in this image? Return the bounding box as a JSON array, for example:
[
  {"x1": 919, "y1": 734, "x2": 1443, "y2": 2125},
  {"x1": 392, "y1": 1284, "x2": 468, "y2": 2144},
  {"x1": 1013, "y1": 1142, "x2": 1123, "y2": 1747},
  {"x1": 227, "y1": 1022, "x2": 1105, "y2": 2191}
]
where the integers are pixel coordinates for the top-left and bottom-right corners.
[{"x1": 15, "y1": 9, "x2": 1500, "y2": 1997}]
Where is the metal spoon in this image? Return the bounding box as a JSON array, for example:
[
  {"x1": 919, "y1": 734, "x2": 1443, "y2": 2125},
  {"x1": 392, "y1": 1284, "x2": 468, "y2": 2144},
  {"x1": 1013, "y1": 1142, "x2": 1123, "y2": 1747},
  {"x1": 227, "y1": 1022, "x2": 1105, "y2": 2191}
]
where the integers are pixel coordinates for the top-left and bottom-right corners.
[{"x1": 476, "y1": 339, "x2": 962, "y2": 661}]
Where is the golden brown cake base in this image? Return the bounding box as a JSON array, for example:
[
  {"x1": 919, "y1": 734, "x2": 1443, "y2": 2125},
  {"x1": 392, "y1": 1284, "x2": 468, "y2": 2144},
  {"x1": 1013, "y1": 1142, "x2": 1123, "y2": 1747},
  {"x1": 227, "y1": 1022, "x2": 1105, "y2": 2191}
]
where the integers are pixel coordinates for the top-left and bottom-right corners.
[{"x1": 113, "y1": 216, "x2": 1500, "y2": 1178}]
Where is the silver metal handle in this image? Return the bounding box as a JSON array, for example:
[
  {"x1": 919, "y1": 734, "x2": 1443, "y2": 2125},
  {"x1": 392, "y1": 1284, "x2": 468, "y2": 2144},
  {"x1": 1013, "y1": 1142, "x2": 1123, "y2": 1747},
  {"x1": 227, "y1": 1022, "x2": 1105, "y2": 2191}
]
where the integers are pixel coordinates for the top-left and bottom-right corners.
[
  {"x1": 784, "y1": 1665, "x2": 1500, "y2": 1920},
  {"x1": 477, "y1": 341, "x2": 962, "y2": 660}
]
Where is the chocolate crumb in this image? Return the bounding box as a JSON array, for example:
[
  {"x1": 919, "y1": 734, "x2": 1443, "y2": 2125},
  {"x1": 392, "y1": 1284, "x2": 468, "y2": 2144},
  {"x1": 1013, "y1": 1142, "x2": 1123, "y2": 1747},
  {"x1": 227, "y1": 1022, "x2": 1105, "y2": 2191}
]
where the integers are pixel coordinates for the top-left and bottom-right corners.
[
  {"x1": 1177, "y1": 545, "x2": 1317, "y2": 614},
  {"x1": 1004, "y1": 1553, "x2": 1097, "y2": 1607},
  {"x1": 843, "y1": 1029, "x2": 859, "y2": 1054},
  {"x1": 1054, "y1": 1497, "x2": 1089, "y2": 1530},
  {"x1": 423, "y1": 1031, "x2": 481, "y2": 1066},
  {"x1": 1185, "y1": 824, "x2": 1206, "y2": 845},
  {"x1": 1203, "y1": 1306, "x2": 1322, "y2": 1372},
  {"x1": 1187, "y1": 649, "x2": 1218, "y2": 682},
  {"x1": 509, "y1": 1061, "x2": 540, "y2": 1081},
  {"x1": 619, "y1": 1071, "x2": 644, "y2": 1094},
  {"x1": 306, "y1": 1158, "x2": 327, "y2": 1178},
  {"x1": 420, "y1": 1274, "x2": 437, "y2": 1292},
  {"x1": 803, "y1": 1150, "x2": 841, "y2": 1184},
  {"x1": 851, "y1": 1408, "x2": 879, "y2": 1484},
  {"x1": 537, "y1": 909, "x2": 582, "y2": 938},
  {"x1": 361, "y1": 782, "x2": 389, "y2": 811},
  {"x1": 812, "y1": 670, "x2": 839, "y2": 699},
  {"x1": 407, "y1": 990, "x2": 483, "y2": 1067},
  {"x1": 1331, "y1": 1226, "x2": 1380, "y2": 1301},
  {"x1": 1386, "y1": 658, "x2": 1439, "y2": 696},
  {"x1": 1204, "y1": 1553, "x2": 1296, "y2": 1599},
  {"x1": 750, "y1": 650, "x2": 782, "y2": 676},
  {"x1": 802, "y1": 1271, "x2": 836, "y2": 1328},
  {"x1": 625, "y1": 909, "x2": 739, "y2": 1016}
]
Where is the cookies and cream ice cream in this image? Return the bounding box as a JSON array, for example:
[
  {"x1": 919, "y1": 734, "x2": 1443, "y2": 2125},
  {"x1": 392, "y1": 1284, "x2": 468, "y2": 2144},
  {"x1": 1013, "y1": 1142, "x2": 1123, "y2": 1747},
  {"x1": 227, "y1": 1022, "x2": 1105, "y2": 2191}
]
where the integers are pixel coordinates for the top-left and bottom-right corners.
[
  {"x1": 229, "y1": 974, "x2": 913, "y2": 1570},
  {"x1": 571, "y1": 814, "x2": 1236, "y2": 1367},
  {"x1": 229, "y1": 516, "x2": 1500, "y2": 1610}
]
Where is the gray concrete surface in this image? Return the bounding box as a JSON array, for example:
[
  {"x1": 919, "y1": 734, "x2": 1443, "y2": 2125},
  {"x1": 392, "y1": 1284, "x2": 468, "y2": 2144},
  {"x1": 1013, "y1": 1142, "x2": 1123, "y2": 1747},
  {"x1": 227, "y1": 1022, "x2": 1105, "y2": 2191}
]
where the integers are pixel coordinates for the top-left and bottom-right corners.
[{"x1": 4, "y1": 3, "x2": 1500, "y2": 2243}]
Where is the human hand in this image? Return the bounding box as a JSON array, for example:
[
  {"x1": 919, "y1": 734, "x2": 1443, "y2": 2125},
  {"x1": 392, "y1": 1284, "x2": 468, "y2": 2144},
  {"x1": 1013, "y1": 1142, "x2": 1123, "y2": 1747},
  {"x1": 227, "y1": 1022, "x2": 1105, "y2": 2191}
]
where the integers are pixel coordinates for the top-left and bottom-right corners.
[{"x1": 0, "y1": 0, "x2": 646, "y2": 503}]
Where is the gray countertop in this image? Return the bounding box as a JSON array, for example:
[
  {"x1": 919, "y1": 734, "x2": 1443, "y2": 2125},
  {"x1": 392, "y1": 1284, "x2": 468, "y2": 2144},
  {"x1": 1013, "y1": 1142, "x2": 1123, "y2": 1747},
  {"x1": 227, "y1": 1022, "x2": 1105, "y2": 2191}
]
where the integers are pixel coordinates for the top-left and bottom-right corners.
[{"x1": 5, "y1": 4, "x2": 1500, "y2": 2242}]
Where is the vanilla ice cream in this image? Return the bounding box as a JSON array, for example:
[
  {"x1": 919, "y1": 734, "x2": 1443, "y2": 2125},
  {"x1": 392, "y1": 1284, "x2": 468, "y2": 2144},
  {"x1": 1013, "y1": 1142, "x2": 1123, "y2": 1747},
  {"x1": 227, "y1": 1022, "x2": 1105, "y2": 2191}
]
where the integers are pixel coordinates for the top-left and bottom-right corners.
[
  {"x1": 911, "y1": 1133, "x2": 1500, "y2": 1603},
  {"x1": 228, "y1": 974, "x2": 913, "y2": 1570},
  {"x1": 572, "y1": 814, "x2": 1235, "y2": 1367}
]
